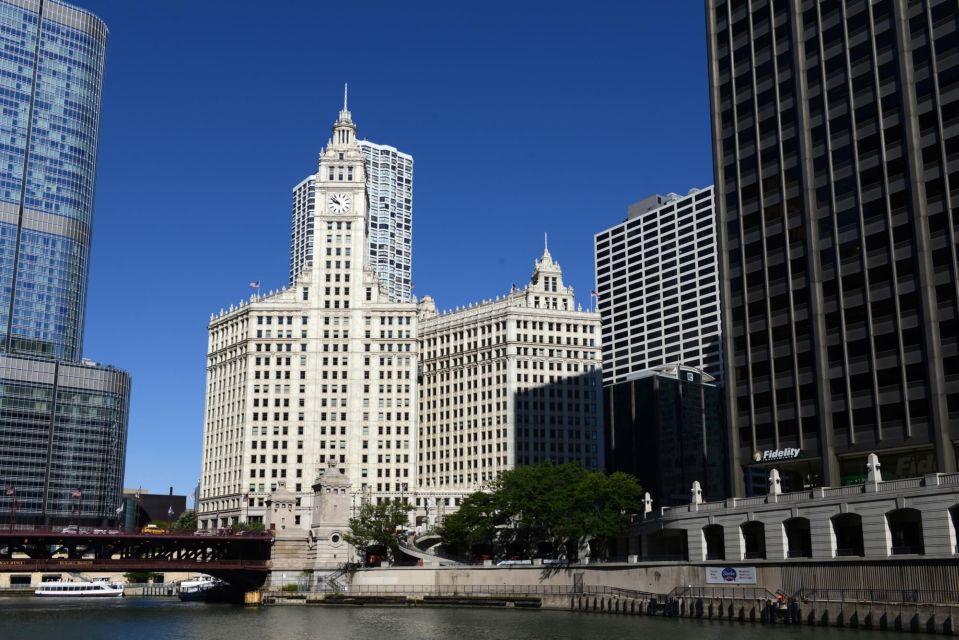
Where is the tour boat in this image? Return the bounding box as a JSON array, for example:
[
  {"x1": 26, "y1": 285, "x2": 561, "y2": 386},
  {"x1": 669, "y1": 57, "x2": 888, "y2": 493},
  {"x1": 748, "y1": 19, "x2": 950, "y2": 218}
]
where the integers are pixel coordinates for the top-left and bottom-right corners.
[
  {"x1": 35, "y1": 580, "x2": 124, "y2": 598},
  {"x1": 178, "y1": 576, "x2": 223, "y2": 601}
]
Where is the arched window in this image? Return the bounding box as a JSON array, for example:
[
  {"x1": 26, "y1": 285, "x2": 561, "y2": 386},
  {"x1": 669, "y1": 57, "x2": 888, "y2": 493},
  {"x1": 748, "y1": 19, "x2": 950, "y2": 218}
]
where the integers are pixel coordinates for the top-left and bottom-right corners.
[
  {"x1": 887, "y1": 508, "x2": 924, "y2": 555},
  {"x1": 831, "y1": 513, "x2": 863, "y2": 557},
  {"x1": 784, "y1": 517, "x2": 812, "y2": 558},
  {"x1": 740, "y1": 521, "x2": 765, "y2": 559},
  {"x1": 703, "y1": 524, "x2": 724, "y2": 560}
]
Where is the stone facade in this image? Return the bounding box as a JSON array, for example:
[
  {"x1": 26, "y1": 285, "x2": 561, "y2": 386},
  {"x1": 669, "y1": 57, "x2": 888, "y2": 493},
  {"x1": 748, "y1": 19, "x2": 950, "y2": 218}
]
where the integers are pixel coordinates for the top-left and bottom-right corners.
[
  {"x1": 416, "y1": 245, "x2": 603, "y2": 505},
  {"x1": 199, "y1": 98, "x2": 417, "y2": 530}
]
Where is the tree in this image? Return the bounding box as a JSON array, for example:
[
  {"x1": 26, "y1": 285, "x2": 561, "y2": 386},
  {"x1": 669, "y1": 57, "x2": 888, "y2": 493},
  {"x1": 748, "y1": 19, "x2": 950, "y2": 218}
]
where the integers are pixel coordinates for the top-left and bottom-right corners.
[
  {"x1": 569, "y1": 471, "x2": 643, "y2": 559},
  {"x1": 174, "y1": 509, "x2": 197, "y2": 531},
  {"x1": 436, "y1": 491, "x2": 505, "y2": 558},
  {"x1": 435, "y1": 462, "x2": 643, "y2": 562},
  {"x1": 232, "y1": 520, "x2": 265, "y2": 531},
  {"x1": 344, "y1": 499, "x2": 411, "y2": 563}
]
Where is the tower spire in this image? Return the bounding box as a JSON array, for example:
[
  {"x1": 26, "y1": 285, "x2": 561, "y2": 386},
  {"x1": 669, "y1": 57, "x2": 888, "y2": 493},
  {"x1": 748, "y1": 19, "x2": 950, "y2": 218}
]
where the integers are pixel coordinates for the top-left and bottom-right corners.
[
  {"x1": 343, "y1": 82, "x2": 348, "y2": 111},
  {"x1": 544, "y1": 232, "x2": 548, "y2": 254}
]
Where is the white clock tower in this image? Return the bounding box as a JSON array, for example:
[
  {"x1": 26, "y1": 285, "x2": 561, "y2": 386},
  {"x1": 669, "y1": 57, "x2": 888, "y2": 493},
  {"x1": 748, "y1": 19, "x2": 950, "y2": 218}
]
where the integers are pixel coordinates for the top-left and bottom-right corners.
[{"x1": 199, "y1": 88, "x2": 419, "y2": 534}]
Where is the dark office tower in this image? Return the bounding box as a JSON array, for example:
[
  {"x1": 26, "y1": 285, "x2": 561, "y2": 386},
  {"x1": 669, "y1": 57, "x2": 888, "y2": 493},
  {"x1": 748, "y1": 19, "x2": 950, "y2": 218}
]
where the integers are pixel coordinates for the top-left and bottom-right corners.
[{"x1": 708, "y1": 0, "x2": 959, "y2": 495}]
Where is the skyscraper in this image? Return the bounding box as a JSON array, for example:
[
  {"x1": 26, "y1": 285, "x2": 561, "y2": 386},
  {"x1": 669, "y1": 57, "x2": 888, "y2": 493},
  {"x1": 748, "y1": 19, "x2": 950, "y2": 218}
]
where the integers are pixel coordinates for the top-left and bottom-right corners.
[
  {"x1": 289, "y1": 107, "x2": 413, "y2": 303},
  {"x1": 708, "y1": 0, "x2": 959, "y2": 494},
  {"x1": 359, "y1": 140, "x2": 413, "y2": 303},
  {"x1": 594, "y1": 187, "x2": 722, "y2": 384},
  {"x1": 200, "y1": 97, "x2": 417, "y2": 530},
  {"x1": 0, "y1": 0, "x2": 130, "y2": 525}
]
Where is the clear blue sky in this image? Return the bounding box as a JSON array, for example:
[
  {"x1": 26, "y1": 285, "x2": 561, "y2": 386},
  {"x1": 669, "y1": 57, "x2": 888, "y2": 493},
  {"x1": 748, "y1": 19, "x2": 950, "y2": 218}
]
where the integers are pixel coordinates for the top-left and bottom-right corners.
[{"x1": 74, "y1": 0, "x2": 714, "y2": 497}]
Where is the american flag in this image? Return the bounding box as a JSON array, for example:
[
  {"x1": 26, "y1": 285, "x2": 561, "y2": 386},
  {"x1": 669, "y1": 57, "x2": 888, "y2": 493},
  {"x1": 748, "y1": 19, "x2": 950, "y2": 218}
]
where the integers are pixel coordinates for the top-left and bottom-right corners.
[
  {"x1": 590, "y1": 290, "x2": 599, "y2": 297},
  {"x1": 70, "y1": 488, "x2": 82, "y2": 499},
  {"x1": 249, "y1": 281, "x2": 260, "y2": 289},
  {"x1": 3, "y1": 486, "x2": 13, "y2": 497},
  {"x1": 243, "y1": 493, "x2": 249, "y2": 503}
]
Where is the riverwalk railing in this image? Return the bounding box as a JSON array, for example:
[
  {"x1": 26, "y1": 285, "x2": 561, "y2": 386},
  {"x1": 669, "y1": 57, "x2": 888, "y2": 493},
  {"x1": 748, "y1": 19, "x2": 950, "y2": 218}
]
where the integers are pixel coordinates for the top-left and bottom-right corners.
[
  {"x1": 669, "y1": 585, "x2": 777, "y2": 600},
  {"x1": 296, "y1": 583, "x2": 658, "y2": 599},
  {"x1": 795, "y1": 587, "x2": 959, "y2": 605}
]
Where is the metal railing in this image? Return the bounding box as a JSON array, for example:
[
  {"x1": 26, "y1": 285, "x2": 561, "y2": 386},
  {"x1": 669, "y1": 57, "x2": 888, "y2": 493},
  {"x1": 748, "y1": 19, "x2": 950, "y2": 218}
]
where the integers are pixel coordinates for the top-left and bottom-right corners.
[
  {"x1": 297, "y1": 583, "x2": 658, "y2": 599},
  {"x1": 796, "y1": 588, "x2": 959, "y2": 605},
  {"x1": 670, "y1": 585, "x2": 777, "y2": 600},
  {"x1": 0, "y1": 524, "x2": 271, "y2": 539}
]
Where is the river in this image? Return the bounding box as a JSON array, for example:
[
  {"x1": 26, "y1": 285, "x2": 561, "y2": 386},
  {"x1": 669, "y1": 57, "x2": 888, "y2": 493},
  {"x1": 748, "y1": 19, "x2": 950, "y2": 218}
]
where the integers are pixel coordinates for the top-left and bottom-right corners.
[{"x1": 0, "y1": 597, "x2": 900, "y2": 640}]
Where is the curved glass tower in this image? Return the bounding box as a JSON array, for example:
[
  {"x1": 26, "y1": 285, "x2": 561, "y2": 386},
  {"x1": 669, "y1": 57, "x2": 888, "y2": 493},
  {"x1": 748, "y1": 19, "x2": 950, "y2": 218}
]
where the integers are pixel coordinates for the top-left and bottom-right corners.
[
  {"x1": 0, "y1": 0, "x2": 130, "y2": 526},
  {"x1": 0, "y1": 0, "x2": 108, "y2": 361}
]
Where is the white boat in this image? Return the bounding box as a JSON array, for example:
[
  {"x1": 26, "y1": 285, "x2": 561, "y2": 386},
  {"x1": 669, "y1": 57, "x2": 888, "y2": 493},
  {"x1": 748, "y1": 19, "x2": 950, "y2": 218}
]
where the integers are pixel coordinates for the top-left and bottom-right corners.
[
  {"x1": 178, "y1": 576, "x2": 222, "y2": 601},
  {"x1": 35, "y1": 580, "x2": 124, "y2": 598}
]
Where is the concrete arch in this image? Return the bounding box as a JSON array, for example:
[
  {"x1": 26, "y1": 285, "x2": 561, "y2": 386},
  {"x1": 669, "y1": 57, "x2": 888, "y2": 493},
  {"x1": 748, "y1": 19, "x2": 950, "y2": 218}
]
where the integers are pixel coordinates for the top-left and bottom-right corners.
[
  {"x1": 740, "y1": 521, "x2": 765, "y2": 559},
  {"x1": 784, "y1": 516, "x2": 812, "y2": 558},
  {"x1": 703, "y1": 524, "x2": 725, "y2": 560},
  {"x1": 831, "y1": 512, "x2": 864, "y2": 557},
  {"x1": 886, "y1": 507, "x2": 924, "y2": 555}
]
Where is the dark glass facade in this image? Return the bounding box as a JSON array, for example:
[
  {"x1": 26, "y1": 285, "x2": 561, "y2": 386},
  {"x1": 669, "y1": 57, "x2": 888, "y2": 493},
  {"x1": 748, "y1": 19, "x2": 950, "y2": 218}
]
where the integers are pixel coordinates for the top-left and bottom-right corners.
[
  {"x1": 708, "y1": 0, "x2": 959, "y2": 493},
  {"x1": 604, "y1": 366, "x2": 727, "y2": 506},
  {"x1": 0, "y1": 355, "x2": 129, "y2": 524}
]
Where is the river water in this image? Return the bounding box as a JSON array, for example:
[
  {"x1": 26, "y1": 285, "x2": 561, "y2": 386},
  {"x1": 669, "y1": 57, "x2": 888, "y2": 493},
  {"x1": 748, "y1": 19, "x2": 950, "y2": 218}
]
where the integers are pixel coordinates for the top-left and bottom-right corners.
[{"x1": 0, "y1": 597, "x2": 898, "y2": 640}]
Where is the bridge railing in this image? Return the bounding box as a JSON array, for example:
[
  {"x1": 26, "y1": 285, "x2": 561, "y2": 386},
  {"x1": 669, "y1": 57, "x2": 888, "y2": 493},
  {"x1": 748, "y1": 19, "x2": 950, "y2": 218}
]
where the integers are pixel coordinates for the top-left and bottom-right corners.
[{"x1": 0, "y1": 524, "x2": 272, "y2": 539}]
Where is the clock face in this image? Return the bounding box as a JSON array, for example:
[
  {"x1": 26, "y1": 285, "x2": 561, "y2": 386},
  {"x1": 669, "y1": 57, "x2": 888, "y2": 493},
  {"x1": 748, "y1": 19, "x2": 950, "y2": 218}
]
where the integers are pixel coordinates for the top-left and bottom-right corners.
[{"x1": 328, "y1": 192, "x2": 352, "y2": 214}]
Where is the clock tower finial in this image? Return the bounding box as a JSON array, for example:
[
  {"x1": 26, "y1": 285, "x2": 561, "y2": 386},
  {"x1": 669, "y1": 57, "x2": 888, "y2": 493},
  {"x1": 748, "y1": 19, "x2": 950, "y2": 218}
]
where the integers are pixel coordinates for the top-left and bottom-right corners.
[{"x1": 332, "y1": 84, "x2": 356, "y2": 148}]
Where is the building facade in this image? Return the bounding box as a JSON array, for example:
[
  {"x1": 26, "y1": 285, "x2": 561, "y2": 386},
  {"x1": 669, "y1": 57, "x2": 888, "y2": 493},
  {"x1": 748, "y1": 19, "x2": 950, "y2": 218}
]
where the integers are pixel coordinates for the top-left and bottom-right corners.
[
  {"x1": 416, "y1": 246, "x2": 604, "y2": 501},
  {"x1": 358, "y1": 140, "x2": 413, "y2": 303},
  {"x1": 594, "y1": 187, "x2": 722, "y2": 385},
  {"x1": 200, "y1": 100, "x2": 417, "y2": 530},
  {"x1": 707, "y1": 0, "x2": 959, "y2": 495},
  {"x1": 289, "y1": 121, "x2": 413, "y2": 303},
  {"x1": 0, "y1": 0, "x2": 130, "y2": 526},
  {"x1": 603, "y1": 364, "x2": 727, "y2": 506}
]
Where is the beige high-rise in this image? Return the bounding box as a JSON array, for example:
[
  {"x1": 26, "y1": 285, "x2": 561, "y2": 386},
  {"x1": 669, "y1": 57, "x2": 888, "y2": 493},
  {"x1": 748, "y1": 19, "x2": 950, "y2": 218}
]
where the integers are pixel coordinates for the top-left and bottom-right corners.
[{"x1": 199, "y1": 94, "x2": 417, "y2": 530}]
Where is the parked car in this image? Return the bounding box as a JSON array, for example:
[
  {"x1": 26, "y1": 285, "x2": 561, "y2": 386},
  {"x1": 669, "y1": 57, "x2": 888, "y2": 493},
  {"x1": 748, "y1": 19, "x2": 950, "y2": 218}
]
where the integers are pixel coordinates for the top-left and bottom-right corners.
[{"x1": 61, "y1": 525, "x2": 79, "y2": 534}]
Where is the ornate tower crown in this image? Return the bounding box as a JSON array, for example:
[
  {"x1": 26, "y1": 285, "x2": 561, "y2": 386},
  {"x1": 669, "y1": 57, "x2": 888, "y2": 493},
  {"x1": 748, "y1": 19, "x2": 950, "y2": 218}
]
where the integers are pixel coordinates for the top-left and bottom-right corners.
[{"x1": 331, "y1": 83, "x2": 356, "y2": 148}]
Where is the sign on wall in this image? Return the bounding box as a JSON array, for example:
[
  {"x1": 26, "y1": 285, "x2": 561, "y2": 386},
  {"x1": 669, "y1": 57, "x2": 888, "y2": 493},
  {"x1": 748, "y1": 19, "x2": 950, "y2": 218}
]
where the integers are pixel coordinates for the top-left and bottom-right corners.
[
  {"x1": 752, "y1": 447, "x2": 801, "y2": 463},
  {"x1": 705, "y1": 566, "x2": 757, "y2": 584}
]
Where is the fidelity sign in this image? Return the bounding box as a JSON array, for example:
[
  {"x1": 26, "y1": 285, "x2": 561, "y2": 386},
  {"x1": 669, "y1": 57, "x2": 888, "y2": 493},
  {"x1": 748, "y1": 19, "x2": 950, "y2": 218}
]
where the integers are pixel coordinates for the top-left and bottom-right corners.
[{"x1": 753, "y1": 447, "x2": 801, "y2": 462}]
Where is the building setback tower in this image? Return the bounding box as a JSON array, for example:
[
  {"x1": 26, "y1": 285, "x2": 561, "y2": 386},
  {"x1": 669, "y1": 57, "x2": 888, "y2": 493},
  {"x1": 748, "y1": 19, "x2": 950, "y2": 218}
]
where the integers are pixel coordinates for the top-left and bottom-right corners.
[
  {"x1": 708, "y1": 0, "x2": 959, "y2": 494},
  {"x1": 416, "y1": 246, "x2": 603, "y2": 505},
  {"x1": 594, "y1": 187, "x2": 722, "y2": 384},
  {"x1": 358, "y1": 140, "x2": 413, "y2": 302},
  {"x1": 200, "y1": 98, "x2": 417, "y2": 529},
  {"x1": 290, "y1": 106, "x2": 413, "y2": 303},
  {"x1": 0, "y1": 0, "x2": 130, "y2": 526}
]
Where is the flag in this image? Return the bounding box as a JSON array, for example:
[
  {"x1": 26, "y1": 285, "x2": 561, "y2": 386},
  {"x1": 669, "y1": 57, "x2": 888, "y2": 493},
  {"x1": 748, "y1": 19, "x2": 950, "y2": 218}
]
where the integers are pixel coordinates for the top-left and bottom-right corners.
[
  {"x1": 70, "y1": 488, "x2": 82, "y2": 499},
  {"x1": 167, "y1": 506, "x2": 174, "y2": 518},
  {"x1": 590, "y1": 290, "x2": 599, "y2": 297},
  {"x1": 3, "y1": 486, "x2": 13, "y2": 497},
  {"x1": 243, "y1": 493, "x2": 249, "y2": 503},
  {"x1": 115, "y1": 503, "x2": 124, "y2": 515},
  {"x1": 249, "y1": 281, "x2": 260, "y2": 289}
]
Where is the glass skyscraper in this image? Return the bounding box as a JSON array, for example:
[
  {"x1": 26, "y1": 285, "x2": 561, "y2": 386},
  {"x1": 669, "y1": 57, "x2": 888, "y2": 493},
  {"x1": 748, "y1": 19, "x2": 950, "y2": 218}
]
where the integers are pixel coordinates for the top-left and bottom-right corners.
[
  {"x1": 0, "y1": 0, "x2": 129, "y2": 526},
  {"x1": 0, "y1": 0, "x2": 107, "y2": 361}
]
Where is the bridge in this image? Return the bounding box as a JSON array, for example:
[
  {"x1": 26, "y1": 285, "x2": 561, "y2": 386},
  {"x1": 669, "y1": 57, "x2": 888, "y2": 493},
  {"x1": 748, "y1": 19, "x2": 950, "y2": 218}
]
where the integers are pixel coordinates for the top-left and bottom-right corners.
[{"x1": 0, "y1": 526, "x2": 273, "y2": 589}]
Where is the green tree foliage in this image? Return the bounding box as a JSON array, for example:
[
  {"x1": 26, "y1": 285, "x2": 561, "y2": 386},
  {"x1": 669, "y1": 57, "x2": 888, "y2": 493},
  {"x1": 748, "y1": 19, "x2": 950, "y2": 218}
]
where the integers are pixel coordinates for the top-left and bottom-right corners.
[
  {"x1": 436, "y1": 491, "x2": 505, "y2": 557},
  {"x1": 232, "y1": 520, "x2": 266, "y2": 531},
  {"x1": 437, "y1": 463, "x2": 642, "y2": 561},
  {"x1": 174, "y1": 509, "x2": 197, "y2": 531},
  {"x1": 344, "y1": 499, "x2": 412, "y2": 563}
]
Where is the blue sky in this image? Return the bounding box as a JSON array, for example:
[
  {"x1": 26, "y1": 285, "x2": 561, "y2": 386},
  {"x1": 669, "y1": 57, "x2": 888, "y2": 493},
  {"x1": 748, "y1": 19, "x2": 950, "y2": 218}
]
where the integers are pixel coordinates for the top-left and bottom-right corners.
[{"x1": 74, "y1": 0, "x2": 713, "y2": 497}]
